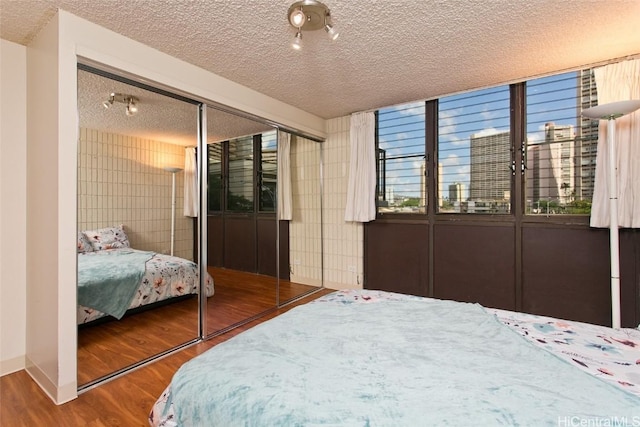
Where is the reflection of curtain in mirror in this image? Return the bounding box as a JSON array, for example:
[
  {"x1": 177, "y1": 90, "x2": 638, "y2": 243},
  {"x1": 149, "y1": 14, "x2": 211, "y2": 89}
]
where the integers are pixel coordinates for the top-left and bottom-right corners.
[
  {"x1": 277, "y1": 131, "x2": 292, "y2": 220},
  {"x1": 590, "y1": 59, "x2": 640, "y2": 227},
  {"x1": 184, "y1": 147, "x2": 198, "y2": 217},
  {"x1": 345, "y1": 111, "x2": 376, "y2": 222}
]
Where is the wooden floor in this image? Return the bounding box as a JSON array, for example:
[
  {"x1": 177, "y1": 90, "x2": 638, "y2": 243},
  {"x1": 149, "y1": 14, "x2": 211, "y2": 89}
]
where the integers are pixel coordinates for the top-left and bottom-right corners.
[
  {"x1": 77, "y1": 267, "x2": 320, "y2": 385},
  {"x1": 1, "y1": 287, "x2": 333, "y2": 427}
]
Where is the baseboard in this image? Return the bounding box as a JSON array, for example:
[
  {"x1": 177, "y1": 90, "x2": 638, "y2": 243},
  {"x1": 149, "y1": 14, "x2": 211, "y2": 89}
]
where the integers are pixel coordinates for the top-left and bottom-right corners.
[
  {"x1": 323, "y1": 281, "x2": 362, "y2": 291},
  {"x1": 25, "y1": 358, "x2": 77, "y2": 405},
  {"x1": 0, "y1": 355, "x2": 25, "y2": 376}
]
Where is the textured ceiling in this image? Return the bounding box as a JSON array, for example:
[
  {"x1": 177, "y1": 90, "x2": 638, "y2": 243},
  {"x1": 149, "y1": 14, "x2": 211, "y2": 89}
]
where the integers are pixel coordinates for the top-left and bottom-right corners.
[{"x1": 3, "y1": 0, "x2": 640, "y2": 123}]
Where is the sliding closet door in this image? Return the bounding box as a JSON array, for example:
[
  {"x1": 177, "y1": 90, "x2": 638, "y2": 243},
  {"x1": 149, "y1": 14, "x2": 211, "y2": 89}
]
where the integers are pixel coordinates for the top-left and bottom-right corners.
[
  {"x1": 76, "y1": 67, "x2": 202, "y2": 388},
  {"x1": 204, "y1": 106, "x2": 279, "y2": 337}
]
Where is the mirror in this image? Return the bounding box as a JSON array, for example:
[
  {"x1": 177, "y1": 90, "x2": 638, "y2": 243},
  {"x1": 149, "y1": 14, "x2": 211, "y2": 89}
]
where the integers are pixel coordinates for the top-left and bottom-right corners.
[
  {"x1": 76, "y1": 67, "x2": 325, "y2": 388},
  {"x1": 204, "y1": 105, "x2": 280, "y2": 336},
  {"x1": 76, "y1": 68, "x2": 203, "y2": 387}
]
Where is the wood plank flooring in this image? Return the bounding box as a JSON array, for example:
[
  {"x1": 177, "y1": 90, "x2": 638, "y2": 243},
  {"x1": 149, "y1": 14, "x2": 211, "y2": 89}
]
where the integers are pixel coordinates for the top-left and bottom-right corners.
[
  {"x1": 77, "y1": 267, "x2": 320, "y2": 385},
  {"x1": 1, "y1": 271, "x2": 331, "y2": 427}
]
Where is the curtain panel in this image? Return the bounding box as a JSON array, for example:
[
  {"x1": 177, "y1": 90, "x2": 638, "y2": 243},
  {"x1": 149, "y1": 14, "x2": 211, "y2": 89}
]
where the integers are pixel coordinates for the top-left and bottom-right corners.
[
  {"x1": 277, "y1": 131, "x2": 293, "y2": 221},
  {"x1": 184, "y1": 147, "x2": 198, "y2": 217},
  {"x1": 590, "y1": 59, "x2": 640, "y2": 228},
  {"x1": 345, "y1": 111, "x2": 376, "y2": 222}
]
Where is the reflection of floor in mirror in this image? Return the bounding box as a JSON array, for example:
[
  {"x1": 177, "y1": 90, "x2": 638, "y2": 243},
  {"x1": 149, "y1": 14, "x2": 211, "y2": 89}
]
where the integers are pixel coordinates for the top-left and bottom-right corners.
[
  {"x1": 77, "y1": 266, "x2": 325, "y2": 386},
  {"x1": 4, "y1": 287, "x2": 333, "y2": 426}
]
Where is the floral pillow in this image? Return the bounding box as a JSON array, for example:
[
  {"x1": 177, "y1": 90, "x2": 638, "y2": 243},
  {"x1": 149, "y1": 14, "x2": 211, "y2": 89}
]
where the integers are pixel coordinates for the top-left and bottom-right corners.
[
  {"x1": 83, "y1": 224, "x2": 131, "y2": 251},
  {"x1": 77, "y1": 232, "x2": 93, "y2": 253}
]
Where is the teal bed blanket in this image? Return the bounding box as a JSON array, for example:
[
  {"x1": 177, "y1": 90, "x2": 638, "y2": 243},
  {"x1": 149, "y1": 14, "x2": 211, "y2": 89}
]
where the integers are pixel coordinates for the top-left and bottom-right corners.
[
  {"x1": 165, "y1": 298, "x2": 639, "y2": 426},
  {"x1": 77, "y1": 250, "x2": 154, "y2": 319}
]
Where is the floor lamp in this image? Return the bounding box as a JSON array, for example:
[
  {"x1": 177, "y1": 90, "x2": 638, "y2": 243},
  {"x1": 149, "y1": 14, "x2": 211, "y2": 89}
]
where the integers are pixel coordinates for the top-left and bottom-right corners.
[
  {"x1": 164, "y1": 166, "x2": 183, "y2": 256},
  {"x1": 582, "y1": 99, "x2": 640, "y2": 328}
]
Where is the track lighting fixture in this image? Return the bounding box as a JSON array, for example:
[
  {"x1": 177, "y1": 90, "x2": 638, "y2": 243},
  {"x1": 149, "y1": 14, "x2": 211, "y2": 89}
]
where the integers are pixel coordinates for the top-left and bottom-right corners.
[
  {"x1": 102, "y1": 93, "x2": 139, "y2": 116},
  {"x1": 287, "y1": 0, "x2": 338, "y2": 50}
]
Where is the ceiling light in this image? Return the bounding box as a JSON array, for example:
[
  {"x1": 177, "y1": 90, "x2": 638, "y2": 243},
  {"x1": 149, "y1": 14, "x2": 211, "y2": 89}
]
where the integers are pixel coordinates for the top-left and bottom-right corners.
[
  {"x1": 289, "y1": 7, "x2": 306, "y2": 28},
  {"x1": 103, "y1": 93, "x2": 139, "y2": 116},
  {"x1": 292, "y1": 31, "x2": 303, "y2": 50},
  {"x1": 287, "y1": 0, "x2": 338, "y2": 50},
  {"x1": 324, "y1": 23, "x2": 339, "y2": 41}
]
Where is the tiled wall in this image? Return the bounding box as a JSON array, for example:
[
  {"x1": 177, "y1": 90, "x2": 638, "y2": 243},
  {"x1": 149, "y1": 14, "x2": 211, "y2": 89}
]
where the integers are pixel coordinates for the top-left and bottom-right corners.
[
  {"x1": 323, "y1": 117, "x2": 363, "y2": 289},
  {"x1": 289, "y1": 136, "x2": 323, "y2": 286},
  {"x1": 77, "y1": 128, "x2": 193, "y2": 260}
]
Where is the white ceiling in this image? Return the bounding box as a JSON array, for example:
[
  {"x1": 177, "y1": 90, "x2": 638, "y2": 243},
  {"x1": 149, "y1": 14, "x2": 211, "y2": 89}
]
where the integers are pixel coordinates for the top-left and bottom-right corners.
[{"x1": 3, "y1": 0, "x2": 640, "y2": 123}]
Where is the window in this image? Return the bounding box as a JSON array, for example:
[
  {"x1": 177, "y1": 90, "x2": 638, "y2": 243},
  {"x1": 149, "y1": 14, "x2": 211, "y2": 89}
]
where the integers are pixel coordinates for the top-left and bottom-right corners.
[
  {"x1": 207, "y1": 131, "x2": 278, "y2": 214},
  {"x1": 227, "y1": 136, "x2": 254, "y2": 212},
  {"x1": 376, "y1": 103, "x2": 426, "y2": 214},
  {"x1": 375, "y1": 66, "x2": 602, "y2": 218},
  {"x1": 259, "y1": 131, "x2": 277, "y2": 212},
  {"x1": 438, "y1": 86, "x2": 511, "y2": 214},
  {"x1": 524, "y1": 70, "x2": 598, "y2": 215},
  {"x1": 207, "y1": 143, "x2": 223, "y2": 212}
]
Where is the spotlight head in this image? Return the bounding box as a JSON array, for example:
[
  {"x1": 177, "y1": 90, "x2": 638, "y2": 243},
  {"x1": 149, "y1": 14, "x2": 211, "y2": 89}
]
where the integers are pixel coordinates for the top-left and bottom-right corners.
[
  {"x1": 292, "y1": 31, "x2": 303, "y2": 50},
  {"x1": 325, "y1": 23, "x2": 339, "y2": 40},
  {"x1": 289, "y1": 7, "x2": 306, "y2": 28}
]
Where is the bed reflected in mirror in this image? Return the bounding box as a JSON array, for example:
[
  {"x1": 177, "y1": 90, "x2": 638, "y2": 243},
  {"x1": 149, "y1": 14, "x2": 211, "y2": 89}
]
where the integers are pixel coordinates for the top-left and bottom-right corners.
[{"x1": 76, "y1": 68, "x2": 204, "y2": 387}]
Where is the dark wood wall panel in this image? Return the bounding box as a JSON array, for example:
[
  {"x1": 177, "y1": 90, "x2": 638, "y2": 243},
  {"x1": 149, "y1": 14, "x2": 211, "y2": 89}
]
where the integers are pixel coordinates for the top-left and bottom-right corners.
[
  {"x1": 207, "y1": 216, "x2": 224, "y2": 267},
  {"x1": 620, "y1": 230, "x2": 640, "y2": 328},
  {"x1": 224, "y1": 216, "x2": 256, "y2": 272},
  {"x1": 279, "y1": 221, "x2": 290, "y2": 281},
  {"x1": 433, "y1": 224, "x2": 515, "y2": 310},
  {"x1": 364, "y1": 222, "x2": 428, "y2": 296},
  {"x1": 522, "y1": 226, "x2": 611, "y2": 325},
  {"x1": 256, "y1": 217, "x2": 277, "y2": 276}
]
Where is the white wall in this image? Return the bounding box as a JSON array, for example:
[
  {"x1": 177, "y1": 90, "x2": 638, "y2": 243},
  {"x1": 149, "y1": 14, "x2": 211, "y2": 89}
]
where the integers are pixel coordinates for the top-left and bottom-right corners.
[
  {"x1": 0, "y1": 39, "x2": 28, "y2": 376},
  {"x1": 20, "y1": 9, "x2": 327, "y2": 404}
]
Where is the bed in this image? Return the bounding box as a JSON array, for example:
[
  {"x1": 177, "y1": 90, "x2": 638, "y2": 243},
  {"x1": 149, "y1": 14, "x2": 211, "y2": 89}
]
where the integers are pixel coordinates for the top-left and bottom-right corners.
[
  {"x1": 77, "y1": 225, "x2": 214, "y2": 325},
  {"x1": 149, "y1": 289, "x2": 639, "y2": 426}
]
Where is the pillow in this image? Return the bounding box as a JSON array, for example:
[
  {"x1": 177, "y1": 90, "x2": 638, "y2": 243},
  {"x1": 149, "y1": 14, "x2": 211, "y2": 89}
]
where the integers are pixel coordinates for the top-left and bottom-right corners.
[
  {"x1": 83, "y1": 224, "x2": 131, "y2": 251},
  {"x1": 77, "y1": 232, "x2": 93, "y2": 253}
]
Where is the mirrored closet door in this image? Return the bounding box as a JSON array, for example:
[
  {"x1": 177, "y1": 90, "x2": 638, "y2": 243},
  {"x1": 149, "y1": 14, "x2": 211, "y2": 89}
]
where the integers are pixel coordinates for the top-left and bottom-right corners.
[
  {"x1": 76, "y1": 67, "x2": 202, "y2": 388},
  {"x1": 204, "y1": 106, "x2": 280, "y2": 336}
]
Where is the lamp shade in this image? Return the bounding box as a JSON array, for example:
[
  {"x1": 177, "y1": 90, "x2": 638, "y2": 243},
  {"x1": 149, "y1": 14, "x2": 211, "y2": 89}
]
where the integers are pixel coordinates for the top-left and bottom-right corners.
[{"x1": 582, "y1": 99, "x2": 640, "y2": 120}]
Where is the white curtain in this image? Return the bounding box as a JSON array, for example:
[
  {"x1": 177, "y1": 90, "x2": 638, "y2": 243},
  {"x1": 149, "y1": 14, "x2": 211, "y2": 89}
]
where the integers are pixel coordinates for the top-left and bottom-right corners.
[
  {"x1": 345, "y1": 111, "x2": 377, "y2": 222},
  {"x1": 184, "y1": 147, "x2": 198, "y2": 217},
  {"x1": 277, "y1": 130, "x2": 293, "y2": 220},
  {"x1": 590, "y1": 59, "x2": 640, "y2": 228}
]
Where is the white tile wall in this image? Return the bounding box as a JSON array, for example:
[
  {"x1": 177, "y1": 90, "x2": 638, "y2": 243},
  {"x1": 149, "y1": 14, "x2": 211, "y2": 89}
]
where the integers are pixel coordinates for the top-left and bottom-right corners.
[
  {"x1": 289, "y1": 135, "x2": 323, "y2": 286},
  {"x1": 323, "y1": 117, "x2": 363, "y2": 289},
  {"x1": 77, "y1": 128, "x2": 193, "y2": 260}
]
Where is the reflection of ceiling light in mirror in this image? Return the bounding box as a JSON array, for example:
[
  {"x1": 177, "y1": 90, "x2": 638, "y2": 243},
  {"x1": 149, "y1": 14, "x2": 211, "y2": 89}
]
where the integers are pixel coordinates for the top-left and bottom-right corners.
[{"x1": 103, "y1": 93, "x2": 139, "y2": 116}]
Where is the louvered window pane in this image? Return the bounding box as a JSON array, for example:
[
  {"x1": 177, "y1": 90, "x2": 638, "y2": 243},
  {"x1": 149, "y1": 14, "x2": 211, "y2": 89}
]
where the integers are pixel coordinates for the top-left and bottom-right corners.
[
  {"x1": 259, "y1": 131, "x2": 277, "y2": 212},
  {"x1": 227, "y1": 136, "x2": 254, "y2": 212},
  {"x1": 207, "y1": 143, "x2": 222, "y2": 212},
  {"x1": 525, "y1": 70, "x2": 598, "y2": 215},
  {"x1": 376, "y1": 103, "x2": 426, "y2": 214},
  {"x1": 438, "y1": 86, "x2": 511, "y2": 214}
]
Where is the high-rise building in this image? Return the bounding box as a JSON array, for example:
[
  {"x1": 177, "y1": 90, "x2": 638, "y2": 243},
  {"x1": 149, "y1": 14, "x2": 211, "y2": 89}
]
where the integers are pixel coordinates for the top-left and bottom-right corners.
[
  {"x1": 448, "y1": 182, "x2": 466, "y2": 201},
  {"x1": 526, "y1": 123, "x2": 575, "y2": 205},
  {"x1": 469, "y1": 131, "x2": 511, "y2": 201},
  {"x1": 577, "y1": 69, "x2": 599, "y2": 200}
]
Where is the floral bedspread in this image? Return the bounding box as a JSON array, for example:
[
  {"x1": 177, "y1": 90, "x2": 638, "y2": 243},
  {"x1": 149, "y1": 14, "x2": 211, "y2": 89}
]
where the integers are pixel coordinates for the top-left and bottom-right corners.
[{"x1": 78, "y1": 248, "x2": 214, "y2": 324}]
